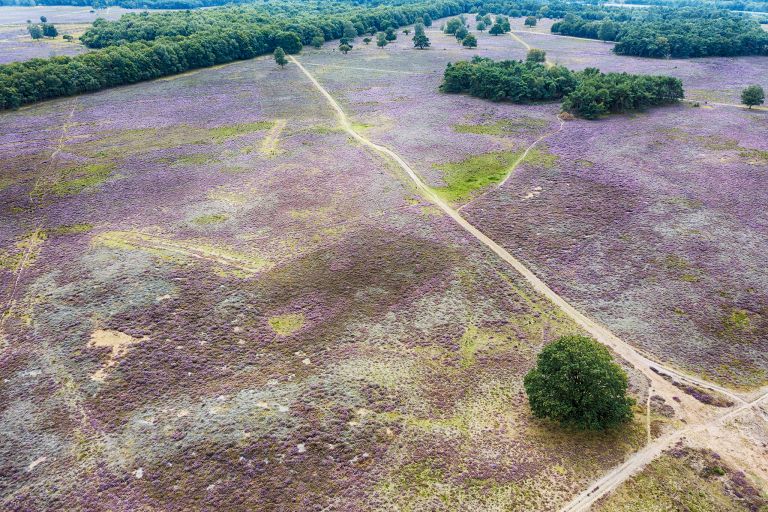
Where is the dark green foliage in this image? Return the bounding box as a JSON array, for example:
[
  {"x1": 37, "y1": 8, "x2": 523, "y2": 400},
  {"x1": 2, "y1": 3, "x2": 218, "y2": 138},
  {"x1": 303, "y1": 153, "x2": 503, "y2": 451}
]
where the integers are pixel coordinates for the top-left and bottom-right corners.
[
  {"x1": 40, "y1": 15, "x2": 47, "y2": 23},
  {"x1": 422, "y1": 13, "x2": 433, "y2": 27},
  {"x1": 454, "y1": 26, "x2": 468, "y2": 41},
  {"x1": 441, "y1": 57, "x2": 683, "y2": 118},
  {"x1": 1, "y1": 0, "x2": 468, "y2": 109},
  {"x1": 311, "y1": 35, "x2": 324, "y2": 48},
  {"x1": 413, "y1": 32, "x2": 430, "y2": 49},
  {"x1": 489, "y1": 23, "x2": 504, "y2": 35},
  {"x1": 385, "y1": 26, "x2": 397, "y2": 41},
  {"x1": 42, "y1": 23, "x2": 58, "y2": 37},
  {"x1": 339, "y1": 43, "x2": 352, "y2": 54},
  {"x1": 462, "y1": 33, "x2": 477, "y2": 48},
  {"x1": 741, "y1": 85, "x2": 765, "y2": 108},
  {"x1": 524, "y1": 15, "x2": 537, "y2": 27},
  {"x1": 376, "y1": 32, "x2": 388, "y2": 47},
  {"x1": 274, "y1": 46, "x2": 287, "y2": 68},
  {"x1": 27, "y1": 24, "x2": 43, "y2": 39},
  {"x1": 441, "y1": 57, "x2": 577, "y2": 102},
  {"x1": 363, "y1": 37, "x2": 372, "y2": 45},
  {"x1": 477, "y1": 21, "x2": 486, "y2": 31},
  {"x1": 444, "y1": 18, "x2": 463, "y2": 34},
  {"x1": 552, "y1": 7, "x2": 768, "y2": 58},
  {"x1": 523, "y1": 335, "x2": 635, "y2": 431},
  {"x1": 526, "y1": 48, "x2": 546, "y2": 62}
]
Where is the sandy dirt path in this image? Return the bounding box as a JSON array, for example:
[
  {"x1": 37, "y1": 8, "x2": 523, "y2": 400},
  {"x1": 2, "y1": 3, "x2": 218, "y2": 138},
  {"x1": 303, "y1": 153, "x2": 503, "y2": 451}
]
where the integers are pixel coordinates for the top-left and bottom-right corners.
[{"x1": 289, "y1": 51, "x2": 768, "y2": 510}]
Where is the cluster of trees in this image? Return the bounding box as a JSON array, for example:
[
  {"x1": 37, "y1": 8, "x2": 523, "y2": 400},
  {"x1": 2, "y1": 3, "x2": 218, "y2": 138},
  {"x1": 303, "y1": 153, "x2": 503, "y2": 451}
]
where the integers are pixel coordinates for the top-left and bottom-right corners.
[
  {"x1": 79, "y1": 2, "x2": 460, "y2": 48},
  {"x1": 0, "y1": 0, "x2": 467, "y2": 109},
  {"x1": 27, "y1": 22, "x2": 58, "y2": 39},
  {"x1": 441, "y1": 56, "x2": 683, "y2": 118},
  {"x1": 552, "y1": 8, "x2": 768, "y2": 58}
]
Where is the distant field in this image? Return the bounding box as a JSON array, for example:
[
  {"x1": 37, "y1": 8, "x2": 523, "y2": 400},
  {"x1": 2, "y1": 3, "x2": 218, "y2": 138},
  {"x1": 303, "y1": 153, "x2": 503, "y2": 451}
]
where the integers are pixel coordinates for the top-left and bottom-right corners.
[
  {"x1": 0, "y1": 5, "x2": 172, "y2": 24},
  {"x1": 1, "y1": 12, "x2": 766, "y2": 511},
  {"x1": 0, "y1": 23, "x2": 90, "y2": 64}
]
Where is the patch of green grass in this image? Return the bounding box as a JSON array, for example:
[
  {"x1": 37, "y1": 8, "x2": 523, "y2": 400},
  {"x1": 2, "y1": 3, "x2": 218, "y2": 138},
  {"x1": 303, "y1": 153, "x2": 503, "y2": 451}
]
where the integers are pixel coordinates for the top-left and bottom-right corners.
[
  {"x1": 174, "y1": 153, "x2": 218, "y2": 166},
  {"x1": 740, "y1": 148, "x2": 768, "y2": 164},
  {"x1": 0, "y1": 177, "x2": 15, "y2": 191},
  {"x1": 268, "y1": 313, "x2": 305, "y2": 336},
  {"x1": 722, "y1": 309, "x2": 751, "y2": 332},
  {"x1": 193, "y1": 213, "x2": 229, "y2": 226},
  {"x1": 45, "y1": 223, "x2": 93, "y2": 236},
  {"x1": 433, "y1": 150, "x2": 523, "y2": 203},
  {"x1": 663, "y1": 254, "x2": 690, "y2": 270},
  {"x1": 453, "y1": 117, "x2": 548, "y2": 136},
  {"x1": 50, "y1": 163, "x2": 115, "y2": 196},
  {"x1": 209, "y1": 121, "x2": 273, "y2": 143}
]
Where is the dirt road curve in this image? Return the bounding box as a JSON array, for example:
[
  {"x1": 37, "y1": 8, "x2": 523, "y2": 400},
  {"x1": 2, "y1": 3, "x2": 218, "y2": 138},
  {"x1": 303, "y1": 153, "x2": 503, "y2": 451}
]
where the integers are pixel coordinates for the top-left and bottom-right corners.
[{"x1": 290, "y1": 52, "x2": 768, "y2": 509}]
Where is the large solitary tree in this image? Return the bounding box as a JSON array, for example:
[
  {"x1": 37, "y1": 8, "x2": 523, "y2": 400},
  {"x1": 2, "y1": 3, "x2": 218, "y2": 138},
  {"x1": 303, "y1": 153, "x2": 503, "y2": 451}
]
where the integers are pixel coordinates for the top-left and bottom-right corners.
[
  {"x1": 741, "y1": 85, "x2": 765, "y2": 109},
  {"x1": 413, "y1": 33, "x2": 430, "y2": 49},
  {"x1": 462, "y1": 34, "x2": 477, "y2": 48},
  {"x1": 524, "y1": 335, "x2": 635, "y2": 430}
]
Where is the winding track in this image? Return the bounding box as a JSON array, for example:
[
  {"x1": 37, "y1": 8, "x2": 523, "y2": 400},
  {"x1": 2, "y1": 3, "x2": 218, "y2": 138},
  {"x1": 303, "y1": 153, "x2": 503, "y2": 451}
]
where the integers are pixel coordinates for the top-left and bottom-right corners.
[{"x1": 289, "y1": 49, "x2": 768, "y2": 509}]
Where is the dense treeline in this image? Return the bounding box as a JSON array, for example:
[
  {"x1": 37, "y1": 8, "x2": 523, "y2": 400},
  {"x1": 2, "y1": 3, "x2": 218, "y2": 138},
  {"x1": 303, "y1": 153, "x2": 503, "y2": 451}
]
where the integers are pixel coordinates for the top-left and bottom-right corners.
[
  {"x1": 552, "y1": 7, "x2": 768, "y2": 58},
  {"x1": 441, "y1": 57, "x2": 683, "y2": 118},
  {"x1": 0, "y1": 0, "x2": 466, "y2": 109},
  {"x1": 79, "y1": 1, "x2": 460, "y2": 48}
]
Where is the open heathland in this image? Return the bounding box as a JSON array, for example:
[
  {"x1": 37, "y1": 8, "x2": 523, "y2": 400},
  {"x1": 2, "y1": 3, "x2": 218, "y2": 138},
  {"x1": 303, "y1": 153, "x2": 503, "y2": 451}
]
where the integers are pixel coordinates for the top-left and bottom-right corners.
[{"x1": 1, "y1": 7, "x2": 767, "y2": 512}]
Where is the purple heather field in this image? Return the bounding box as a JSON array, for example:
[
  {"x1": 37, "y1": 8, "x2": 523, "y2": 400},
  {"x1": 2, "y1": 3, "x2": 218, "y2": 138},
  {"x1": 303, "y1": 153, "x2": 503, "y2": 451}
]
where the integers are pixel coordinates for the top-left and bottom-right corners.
[
  {"x1": 0, "y1": 11, "x2": 766, "y2": 511},
  {"x1": 299, "y1": 21, "x2": 768, "y2": 388},
  {"x1": 0, "y1": 38, "x2": 658, "y2": 510}
]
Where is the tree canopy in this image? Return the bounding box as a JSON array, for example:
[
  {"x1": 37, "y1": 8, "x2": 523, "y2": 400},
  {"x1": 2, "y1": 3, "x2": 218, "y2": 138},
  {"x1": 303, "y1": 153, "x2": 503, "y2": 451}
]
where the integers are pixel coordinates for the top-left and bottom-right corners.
[
  {"x1": 441, "y1": 57, "x2": 683, "y2": 119},
  {"x1": 523, "y1": 335, "x2": 635, "y2": 431},
  {"x1": 552, "y1": 7, "x2": 768, "y2": 58},
  {"x1": 741, "y1": 85, "x2": 765, "y2": 108}
]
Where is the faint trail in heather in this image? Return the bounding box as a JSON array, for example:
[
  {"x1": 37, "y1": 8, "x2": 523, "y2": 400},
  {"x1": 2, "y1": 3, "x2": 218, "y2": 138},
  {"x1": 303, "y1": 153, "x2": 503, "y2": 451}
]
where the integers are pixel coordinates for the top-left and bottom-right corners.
[
  {"x1": 1, "y1": 99, "x2": 78, "y2": 331},
  {"x1": 290, "y1": 50, "x2": 768, "y2": 509},
  {"x1": 457, "y1": 116, "x2": 565, "y2": 212},
  {"x1": 259, "y1": 118, "x2": 287, "y2": 156},
  {"x1": 288, "y1": 54, "x2": 723, "y2": 402}
]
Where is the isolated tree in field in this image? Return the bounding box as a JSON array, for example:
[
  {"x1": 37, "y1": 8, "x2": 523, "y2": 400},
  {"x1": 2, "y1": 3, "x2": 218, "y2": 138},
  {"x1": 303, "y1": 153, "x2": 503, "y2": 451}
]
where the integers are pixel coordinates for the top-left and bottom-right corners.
[
  {"x1": 489, "y1": 23, "x2": 504, "y2": 36},
  {"x1": 526, "y1": 48, "x2": 546, "y2": 63},
  {"x1": 339, "y1": 44, "x2": 352, "y2": 54},
  {"x1": 274, "y1": 47, "x2": 287, "y2": 68},
  {"x1": 741, "y1": 85, "x2": 765, "y2": 108},
  {"x1": 363, "y1": 37, "x2": 372, "y2": 45},
  {"x1": 598, "y1": 20, "x2": 617, "y2": 42},
  {"x1": 385, "y1": 27, "x2": 397, "y2": 41},
  {"x1": 524, "y1": 335, "x2": 635, "y2": 430},
  {"x1": 40, "y1": 15, "x2": 47, "y2": 23},
  {"x1": 311, "y1": 35, "x2": 324, "y2": 48},
  {"x1": 455, "y1": 26, "x2": 468, "y2": 41},
  {"x1": 27, "y1": 24, "x2": 43, "y2": 39},
  {"x1": 462, "y1": 34, "x2": 477, "y2": 48},
  {"x1": 477, "y1": 21, "x2": 486, "y2": 32},
  {"x1": 413, "y1": 32, "x2": 430, "y2": 49},
  {"x1": 403, "y1": 28, "x2": 410, "y2": 36},
  {"x1": 422, "y1": 14, "x2": 432, "y2": 27},
  {"x1": 42, "y1": 24, "x2": 58, "y2": 38},
  {"x1": 376, "y1": 33, "x2": 388, "y2": 48},
  {"x1": 525, "y1": 16, "x2": 537, "y2": 27}
]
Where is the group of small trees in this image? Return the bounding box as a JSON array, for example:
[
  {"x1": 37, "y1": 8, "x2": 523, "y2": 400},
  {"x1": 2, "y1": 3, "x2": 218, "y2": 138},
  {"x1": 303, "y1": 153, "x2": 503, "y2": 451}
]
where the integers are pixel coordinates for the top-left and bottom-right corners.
[
  {"x1": 441, "y1": 57, "x2": 684, "y2": 119},
  {"x1": 27, "y1": 16, "x2": 58, "y2": 40},
  {"x1": 443, "y1": 15, "x2": 481, "y2": 49}
]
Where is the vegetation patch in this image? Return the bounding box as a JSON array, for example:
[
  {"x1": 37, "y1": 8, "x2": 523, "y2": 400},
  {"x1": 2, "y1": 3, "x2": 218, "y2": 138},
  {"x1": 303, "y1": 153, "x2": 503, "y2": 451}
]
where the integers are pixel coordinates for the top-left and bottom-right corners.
[
  {"x1": 433, "y1": 150, "x2": 523, "y2": 203},
  {"x1": 193, "y1": 213, "x2": 229, "y2": 226},
  {"x1": 268, "y1": 313, "x2": 305, "y2": 336},
  {"x1": 453, "y1": 117, "x2": 547, "y2": 136},
  {"x1": 209, "y1": 121, "x2": 273, "y2": 143},
  {"x1": 45, "y1": 223, "x2": 93, "y2": 236},
  {"x1": 50, "y1": 163, "x2": 115, "y2": 196},
  {"x1": 595, "y1": 446, "x2": 767, "y2": 511}
]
